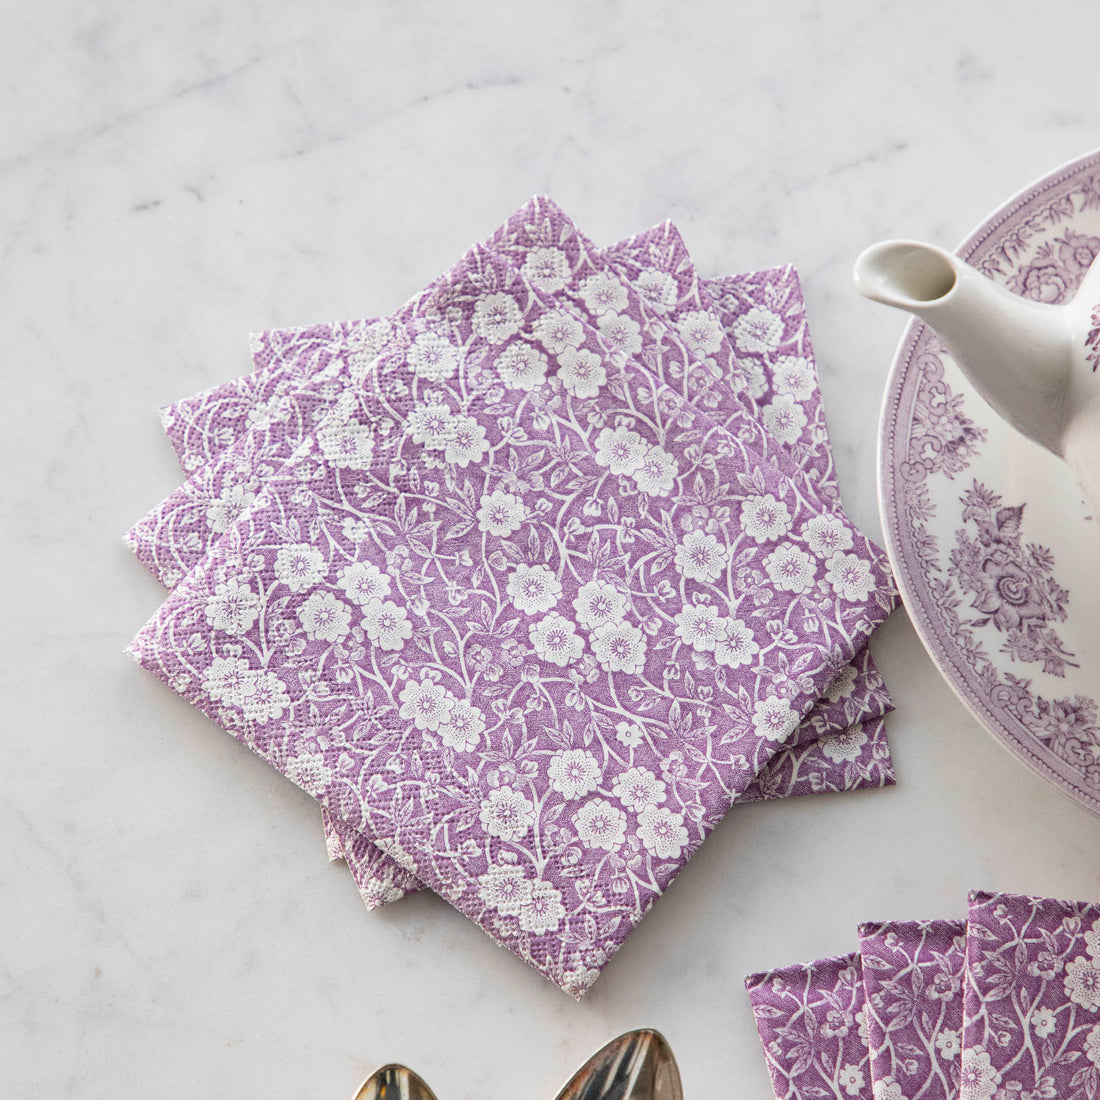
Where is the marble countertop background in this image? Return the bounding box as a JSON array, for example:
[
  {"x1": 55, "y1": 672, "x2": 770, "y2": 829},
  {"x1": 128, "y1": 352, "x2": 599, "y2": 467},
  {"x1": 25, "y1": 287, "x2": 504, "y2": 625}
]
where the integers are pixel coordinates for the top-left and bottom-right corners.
[{"x1": 5, "y1": 2, "x2": 1100, "y2": 1097}]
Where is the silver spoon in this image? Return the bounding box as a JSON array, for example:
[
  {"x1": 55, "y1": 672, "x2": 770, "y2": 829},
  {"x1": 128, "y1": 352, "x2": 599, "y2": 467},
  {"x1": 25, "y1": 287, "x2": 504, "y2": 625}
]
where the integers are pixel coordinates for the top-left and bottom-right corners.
[
  {"x1": 552, "y1": 1028, "x2": 683, "y2": 1100},
  {"x1": 351, "y1": 1064, "x2": 439, "y2": 1100}
]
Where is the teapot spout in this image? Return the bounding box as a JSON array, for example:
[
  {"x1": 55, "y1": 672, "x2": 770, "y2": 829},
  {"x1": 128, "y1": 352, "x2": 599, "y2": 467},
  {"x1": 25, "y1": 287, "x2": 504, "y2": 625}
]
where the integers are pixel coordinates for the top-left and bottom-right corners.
[{"x1": 854, "y1": 240, "x2": 1073, "y2": 456}]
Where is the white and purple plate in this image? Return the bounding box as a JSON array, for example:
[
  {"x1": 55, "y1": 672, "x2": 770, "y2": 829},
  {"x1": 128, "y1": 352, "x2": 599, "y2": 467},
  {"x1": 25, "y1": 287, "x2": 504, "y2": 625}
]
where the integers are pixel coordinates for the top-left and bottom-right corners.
[{"x1": 879, "y1": 148, "x2": 1100, "y2": 815}]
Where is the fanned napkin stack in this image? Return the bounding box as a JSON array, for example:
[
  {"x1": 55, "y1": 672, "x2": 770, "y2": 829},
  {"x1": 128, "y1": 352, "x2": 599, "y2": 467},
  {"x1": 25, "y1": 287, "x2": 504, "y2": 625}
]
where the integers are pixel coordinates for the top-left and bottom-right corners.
[
  {"x1": 126, "y1": 197, "x2": 898, "y2": 997},
  {"x1": 746, "y1": 889, "x2": 1100, "y2": 1099}
]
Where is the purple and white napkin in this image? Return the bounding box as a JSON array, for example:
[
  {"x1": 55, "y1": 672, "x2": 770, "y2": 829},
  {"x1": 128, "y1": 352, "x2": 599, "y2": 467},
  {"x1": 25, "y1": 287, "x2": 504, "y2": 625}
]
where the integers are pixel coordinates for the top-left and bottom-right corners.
[
  {"x1": 747, "y1": 889, "x2": 1100, "y2": 1099},
  {"x1": 128, "y1": 199, "x2": 899, "y2": 996}
]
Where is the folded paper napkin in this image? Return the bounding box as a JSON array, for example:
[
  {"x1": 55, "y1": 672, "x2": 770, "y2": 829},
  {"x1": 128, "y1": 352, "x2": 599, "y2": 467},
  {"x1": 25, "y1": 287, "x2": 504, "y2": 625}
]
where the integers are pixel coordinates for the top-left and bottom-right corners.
[
  {"x1": 746, "y1": 890, "x2": 1100, "y2": 1100},
  {"x1": 133, "y1": 202, "x2": 896, "y2": 913},
  {"x1": 139, "y1": 229, "x2": 896, "y2": 910},
  {"x1": 128, "y1": 199, "x2": 899, "y2": 996}
]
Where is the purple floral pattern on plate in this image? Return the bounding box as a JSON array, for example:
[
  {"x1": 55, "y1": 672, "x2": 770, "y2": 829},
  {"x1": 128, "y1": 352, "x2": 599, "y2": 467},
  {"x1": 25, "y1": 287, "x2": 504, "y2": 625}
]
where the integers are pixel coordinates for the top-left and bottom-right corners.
[
  {"x1": 879, "y1": 150, "x2": 1100, "y2": 814},
  {"x1": 129, "y1": 239, "x2": 896, "y2": 997},
  {"x1": 746, "y1": 952, "x2": 872, "y2": 1100},
  {"x1": 962, "y1": 890, "x2": 1100, "y2": 1100},
  {"x1": 859, "y1": 919, "x2": 966, "y2": 1100}
]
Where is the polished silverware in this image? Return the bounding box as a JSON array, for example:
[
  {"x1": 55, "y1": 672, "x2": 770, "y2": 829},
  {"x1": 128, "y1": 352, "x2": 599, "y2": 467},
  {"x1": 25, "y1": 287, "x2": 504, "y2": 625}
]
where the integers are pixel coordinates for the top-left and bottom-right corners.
[
  {"x1": 552, "y1": 1029, "x2": 683, "y2": 1100},
  {"x1": 351, "y1": 1063, "x2": 439, "y2": 1100}
]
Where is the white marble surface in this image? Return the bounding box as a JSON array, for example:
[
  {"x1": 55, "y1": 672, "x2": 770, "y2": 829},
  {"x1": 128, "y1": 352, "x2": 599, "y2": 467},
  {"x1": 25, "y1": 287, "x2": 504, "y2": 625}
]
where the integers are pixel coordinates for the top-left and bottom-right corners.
[{"x1": 5, "y1": 2, "x2": 1100, "y2": 1097}]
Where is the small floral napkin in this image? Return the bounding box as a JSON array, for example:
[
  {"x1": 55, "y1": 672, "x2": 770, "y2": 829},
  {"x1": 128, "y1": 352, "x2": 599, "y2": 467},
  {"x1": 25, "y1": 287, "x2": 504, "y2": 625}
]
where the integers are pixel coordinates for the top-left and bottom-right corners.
[
  {"x1": 129, "y1": 229, "x2": 896, "y2": 996},
  {"x1": 746, "y1": 891, "x2": 1100, "y2": 1100},
  {"x1": 961, "y1": 890, "x2": 1100, "y2": 1100},
  {"x1": 858, "y1": 919, "x2": 966, "y2": 1100},
  {"x1": 745, "y1": 952, "x2": 872, "y2": 1099}
]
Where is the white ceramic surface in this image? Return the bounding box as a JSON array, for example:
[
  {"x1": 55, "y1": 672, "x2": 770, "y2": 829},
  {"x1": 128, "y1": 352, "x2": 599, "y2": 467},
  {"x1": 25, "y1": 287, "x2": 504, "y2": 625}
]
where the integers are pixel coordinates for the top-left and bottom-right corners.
[
  {"x1": 879, "y1": 149, "x2": 1100, "y2": 815},
  {"x1": 6, "y1": 3, "x2": 1100, "y2": 1099}
]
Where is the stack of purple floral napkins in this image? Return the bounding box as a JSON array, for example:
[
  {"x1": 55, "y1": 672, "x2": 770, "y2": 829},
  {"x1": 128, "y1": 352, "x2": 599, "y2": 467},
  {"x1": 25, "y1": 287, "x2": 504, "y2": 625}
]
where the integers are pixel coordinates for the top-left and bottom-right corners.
[
  {"x1": 746, "y1": 889, "x2": 1100, "y2": 1099},
  {"x1": 126, "y1": 197, "x2": 898, "y2": 997}
]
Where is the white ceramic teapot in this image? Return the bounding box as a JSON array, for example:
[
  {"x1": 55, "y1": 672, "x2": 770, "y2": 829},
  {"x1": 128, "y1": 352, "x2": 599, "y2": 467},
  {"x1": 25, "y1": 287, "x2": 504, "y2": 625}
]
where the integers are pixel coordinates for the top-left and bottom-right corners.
[{"x1": 853, "y1": 239, "x2": 1100, "y2": 520}]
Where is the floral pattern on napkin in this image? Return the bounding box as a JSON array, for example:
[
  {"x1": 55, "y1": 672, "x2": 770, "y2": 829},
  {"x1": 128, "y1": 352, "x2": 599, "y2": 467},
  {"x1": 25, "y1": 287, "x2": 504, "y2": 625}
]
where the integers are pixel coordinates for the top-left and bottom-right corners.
[
  {"x1": 962, "y1": 890, "x2": 1100, "y2": 1100},
  {"x1": 746, "y1": 952, "x2": 872, "y2": 1099},
  {"x1": 130, "y1": 239, "x2": 896, "y2": 996},
  {"x1": 859, "y1": 919, "x2": 967, "y2": 1100}
]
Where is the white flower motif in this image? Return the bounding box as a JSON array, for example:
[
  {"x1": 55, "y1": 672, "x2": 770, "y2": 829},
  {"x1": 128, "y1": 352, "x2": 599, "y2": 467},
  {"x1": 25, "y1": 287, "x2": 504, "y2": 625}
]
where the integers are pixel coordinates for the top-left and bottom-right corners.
[
  {"x1": 674, "y1": 530, "x2": 728, "y2": 583},
  {"x1": 274, "y1": 544, "x2": 326, "y2": 592},
  {"x1": 573, "y1": 799, "x2": 627, "y2": 850},
  {"x1": 398, "y1": 676, "x2": 456, "y2": 732},
  {"x1": 676, "y1": 310, "x2": 724, "y2": 358},
  {"x1": 821, "y1": 724, "x2": 868, "y2": 763},
  {"x1": 958, "y1": 1046, "x2": 1001, "y2": 1100},
  {"x1": 714, "y1": 619, "x2": 760, "y2": 669},
  {"x1": 764, "y1": 543, "x2": 816, "y2": 593},
  {"x1": 580, "y1": 272, "x2": 628, "y2": 315},
  {"x1": 802, "y1": 514, "x2": 854, "y2": 557},
  {"x1": 408, "y1": 331, "x2": 460, "y2": 382},
  {"x1": 838, "y1": 1065, "x2": 866, "y2": 1098},
  {"x1": 438, "y1": 701, "x2": 486, "y2": 752},
  {"x1": 1085, "y1": 1023, "x2": 1100, "y2": 1066},
  {"x1": 477, "y1": 862, "x2": 532, "y2": 916},
  {"x1": 598, "y1": 311, "x2": 643, "y2": 359},
  {"x1": 594, "y1": 425, "x2": 648, "y2": 474},
  {"x1": 1029, "y1": 1005, "x2": 1057, "y2": 1038},
  {"x1": 740, "y1": 494, "x2": 793, "y2": 543},
  {"x1": 239, "y1": 670, "x2": 290, "y2": 724},
  {"x1": 318, "y1": 417, "x2": 376, "y2": 470},
  {"x1": 297, "y1": 590, "x2": 352, "y2": 643},
  {"x1": 548, "y1": 749, "x2": 602, "y2": 800},
  {"x1": 636, "y1": 806, "x2": 688, "y2": 859},
  {"x1": 616, "y1": 721, "x2": 644, "y2": 747},
  {"x1": 674, "y1": 604, "x2": 725, "y2": 652},
  {"x1": 611, "y1": 766, "x2": 666, "y2": 812},
  {"x1": 497, "y1": 342, "x2": 549, "y2": 390},
  {"x1": 1064, "y1": 956, "x2": 1100, "y2": 1010},
  {"x1": 521, "y1": 247, "x2": 569, "y2": 293},
  {"x1": 445, "y1": 415, "x2": 489, "y2": 467},
  {"x1": 519, "y1": 880, "x2": 565, "y2": 933},
  {"x1": 774, "y1": 355, "x2": 816, "y2": 400},
  {"x1": 477, "y1": 489, "x2": 525, "y2": 536},
  {"x1": 742, "y1": 358, "x2": 768, "y2": 400},
  {"x1": 533, "y1": 309, "x2": 584, "y2": 354},
  {"x1": 284, "y1": 750, "x2": 332, "y2": 795},
  {"x1": 633, "y1": 268, "x2": 677, "y2": 313},
  {"x1": 935, "y1": 1028, "x2": 961, "y2": 1060},
  {"x1": 873, "y1": 1079, "x2": 905, "y2": 1100},
  {"x1": 202, "y1": 655, "x2": 254, "y2": 704},
  {"x1": 632, "y1": 445, "x2": 678, "y2": 496},
  {"x1": 591, "y1": 621, "x2": 647, "y2": 674},
  {"x1": 337, "y1": 562, "x2": 391, "y2": 605},
  {"x1": 825, "y1": 551, "x2": 877, "y2": 602},
  {"x1": 472, "y1": 292, "x2": 522, "y2": 344},
  {"x1": 204, "y1": 577, "x2": 260, "y2": 635},
  {"x1": 762, "y1": 393, "x2": 808, "y2": 445},
  {"x1": 1084, "y1": 917, "x2": 1100, "y2": 960},
  {"x1": 824, "y1": 663, "x2": 857, "y2": 701},
  {"x1": 362, "y1": 597, "x2": 412, "y2": 651},
  {"x1": 572, "y1": 580, "x2": 627, "y2": 630},
  {"x1": 752, "y1": 696, "x2": 800, "y2": 743},
  {"x1": 529, "y1": 612, "x2": 583, "y2": 667},
  {"x1": 245, "y1": 397, "x2": 287, "y2": 431},
  {"x1": 407, "y1": 396, "x2": 455, "y2": 450},
  {"x1": 205, "y1": 483, "x2": 254, "y2": 534},
  {"x1": 479, "y1": 785, "x2": 534, "y2": 842},
  {"x1": 507, "y1": 563, "x2": 562, "y2": 614},
  {"x1": 557, "y1": 347, "x2": 606, "y2": 399},
  {"x1": 732, "y1": 305, "x2": 784, "y2": 353}
]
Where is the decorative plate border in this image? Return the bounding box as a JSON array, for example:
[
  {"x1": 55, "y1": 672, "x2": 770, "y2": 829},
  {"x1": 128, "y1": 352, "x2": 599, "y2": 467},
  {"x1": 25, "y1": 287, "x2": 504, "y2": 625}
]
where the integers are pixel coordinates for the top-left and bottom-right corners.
[{"x1": 878, "y1": 148, "x2": 1100, "y2": 816}]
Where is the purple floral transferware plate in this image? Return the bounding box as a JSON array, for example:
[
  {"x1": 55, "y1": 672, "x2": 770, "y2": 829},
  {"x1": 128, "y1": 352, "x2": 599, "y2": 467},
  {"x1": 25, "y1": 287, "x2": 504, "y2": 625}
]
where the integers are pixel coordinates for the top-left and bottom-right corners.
[{"x1": 878, "y1": 148, "x2": 1100, "y2": 815}]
